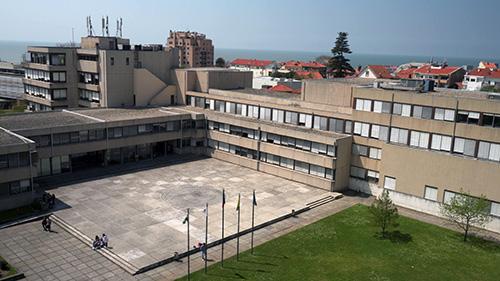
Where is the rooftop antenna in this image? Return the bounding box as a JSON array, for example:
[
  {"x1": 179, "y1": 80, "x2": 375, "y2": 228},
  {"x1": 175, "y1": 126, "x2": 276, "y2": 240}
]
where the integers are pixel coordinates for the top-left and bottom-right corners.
[
  {"x1": 106, "y1": 16, "x2": 109, "y2": 37},
  {"x1": 88, "y1": 16, "x2": 94, "y2": 36},
  {"x1": 71, "y1": 27, "x2": 75, "y2": 46},
  {"x1": 116, "y1": 19, "x2": 119, "y2": 37},
  {"x1": 120, "y1": 18, "x2": 123, "y2": 38},
  {"x1": 102, "y1": 17, "x2": 105, "y2": 36}
]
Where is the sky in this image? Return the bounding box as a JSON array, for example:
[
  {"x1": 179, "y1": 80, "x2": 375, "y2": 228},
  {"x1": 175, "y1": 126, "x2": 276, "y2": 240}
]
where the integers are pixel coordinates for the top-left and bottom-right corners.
[{"x1": 1, "y1": 0, "x2": 499, "y2": 58}]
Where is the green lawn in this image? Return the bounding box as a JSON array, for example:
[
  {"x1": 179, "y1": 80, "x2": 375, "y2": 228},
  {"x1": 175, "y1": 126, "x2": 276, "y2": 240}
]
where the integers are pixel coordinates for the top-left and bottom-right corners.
[
  {"x1": 177, "y1": 204, "x2": 500, "y2": 281},
  {"x1": 0, "y1": 256, "x2": 16, "y2": 278}
]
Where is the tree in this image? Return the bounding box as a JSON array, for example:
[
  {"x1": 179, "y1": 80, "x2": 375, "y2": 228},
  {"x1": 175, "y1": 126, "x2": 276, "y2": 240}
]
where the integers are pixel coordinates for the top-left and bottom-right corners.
[
  {"x1": 441, "y1": 190, "x2": 491, "y2": 242},
  {"x1": 215, "y1": 57, "x2": 226, "y2": 68},
  {"x1": 327, "y1": 32, "x2": 355, "y2": 78},
  {"x1": 369, "y1": 190, "x2": 399, "y2": 238}
]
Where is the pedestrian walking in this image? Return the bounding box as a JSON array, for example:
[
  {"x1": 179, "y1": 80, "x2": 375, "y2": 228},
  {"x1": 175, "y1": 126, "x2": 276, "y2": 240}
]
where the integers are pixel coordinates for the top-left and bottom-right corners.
[
  {"x1": 42, "y1": 217, "x2": 48, "y2": 231},
  {"x1": 46, "y1": 216, "x2": 52, "y2": 232},
  {"x1": 200, "y1": 243, "x2": 207, "y2": 260}
]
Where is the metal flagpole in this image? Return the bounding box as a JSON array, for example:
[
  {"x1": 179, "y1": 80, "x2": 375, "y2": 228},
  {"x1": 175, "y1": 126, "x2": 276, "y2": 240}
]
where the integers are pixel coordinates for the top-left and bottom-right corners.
[
  {"x1": 221, "y1": 189, "x2": 225, "y2": 267},
  {"x1": 204, "y1": 202, "x2": 208, "y2": 273},
  {"x1": 186, "y1": 208, "x2": 191, "y2": 281},
  {"x1": 251, "y1": 190, "x2": 256, "y2": 254},
  {"x1": 236, "y1": 193, "x2": 241, "y2": 261}
]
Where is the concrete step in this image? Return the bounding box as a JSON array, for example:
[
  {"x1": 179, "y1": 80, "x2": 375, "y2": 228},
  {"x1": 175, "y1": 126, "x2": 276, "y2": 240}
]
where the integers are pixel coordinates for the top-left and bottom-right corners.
[
  {"x1": 51, "y1": 214, "x2": 140, "y2": 275},
  {"x1": 306, "y1": 192, "x2": 343, "y2": 209}
]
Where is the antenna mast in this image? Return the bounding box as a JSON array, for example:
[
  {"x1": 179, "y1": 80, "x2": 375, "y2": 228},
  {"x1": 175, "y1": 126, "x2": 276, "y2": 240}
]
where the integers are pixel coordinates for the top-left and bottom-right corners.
[
  {"x1": 106, "y1": 16, "x2": 109, "y2": 36},
  {"x1": 120, "y1": 18, "x2": 123, "y2": 38}
]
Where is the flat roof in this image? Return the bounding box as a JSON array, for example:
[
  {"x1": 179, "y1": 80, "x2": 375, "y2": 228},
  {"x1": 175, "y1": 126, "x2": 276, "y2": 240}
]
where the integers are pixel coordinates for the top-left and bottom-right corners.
[
  {"x1": 233, "y1": 88, "x2": 301, "y2": 100},
  {"x1": 69, "y1": 108, "x2": 181, "y2": 122},
  {"x1": 0, "y1": 111, "x2": 96, "y2": 132}
]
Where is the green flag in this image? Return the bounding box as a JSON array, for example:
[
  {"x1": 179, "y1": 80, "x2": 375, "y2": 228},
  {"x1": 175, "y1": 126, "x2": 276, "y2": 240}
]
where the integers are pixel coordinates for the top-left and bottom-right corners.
[{"x1": 236, "y1": 193, "x2": 240, "y2": 211}]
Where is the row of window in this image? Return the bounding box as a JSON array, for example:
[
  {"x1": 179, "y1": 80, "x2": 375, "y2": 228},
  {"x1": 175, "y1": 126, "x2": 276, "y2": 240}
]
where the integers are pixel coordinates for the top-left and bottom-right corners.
[
  {"x1": 208, "y1": 121, "x2": 336, "y2": 157},
  {"x1": 79, "y1": 72, "x2": 99, "y2": 85},
  {"x1": 0, "y1": 179, "x2": 31, "y2": 195},
  {"x1": 353, "y1": 120, "x2": 500, "y2": 163},
  {"x1": 208, "y1": 139, "x2": 334, "y2": 180},
  {"x1": 29, "y1": 52, "x2": 65, "y2": 65},
  {"x1": 25, "y1": 69, "x2": 66, "y2": 83},
  {"x1": 355, "y1": 98, "x2": 500, "y2": 128},
  {"x1": 25, "y1": 85, "x2": 67, "y2": 100},
  {"x1": 350, "y1": 166, "x2": 380, "y2": 183},
  {"x1": 0, "y1": 152, "x2": 30, "y2": 169},
  {"x1": 38, "y1": 156, "x2": 70, "y2": 177},
  {"x1": 79, "y1": 89, "x2": 100, "y2": 102},
  {"x1": 30, "y1": 120, "x2": 192, "y2": 147},
  {"x1": 78, "y1": 54, "x2": 98, "y2": 61},
  {"x1": 352, "y1": 144, "x2": 382, "y2": 160},
  {"x1": 188, "y1": 96, "x2": 351, "y2": 134}
]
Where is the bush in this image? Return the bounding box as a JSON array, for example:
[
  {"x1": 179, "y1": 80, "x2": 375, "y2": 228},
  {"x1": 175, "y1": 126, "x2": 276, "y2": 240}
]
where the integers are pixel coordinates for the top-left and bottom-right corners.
[{"x1": 0, "y1": 260, "x2": 9, "y2": 270}]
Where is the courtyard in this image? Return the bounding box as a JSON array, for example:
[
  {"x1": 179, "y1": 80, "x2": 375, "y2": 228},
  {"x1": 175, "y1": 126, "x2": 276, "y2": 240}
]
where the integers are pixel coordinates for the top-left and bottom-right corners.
[{"x1": 48, "y1": 156, "x2": 332, "y2": 270}]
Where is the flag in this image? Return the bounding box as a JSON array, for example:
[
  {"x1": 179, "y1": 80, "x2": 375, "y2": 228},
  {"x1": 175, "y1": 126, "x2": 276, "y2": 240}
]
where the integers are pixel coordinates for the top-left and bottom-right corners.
[
  {"x1": 236, "y1": 193, "x2": 240, "y2": 211},
  {"x1": 202, "y1": 207, "x2": 207, "y2": 217},
  {"x1": 253, "y1": 190, "x2": 257, "y2": 206},
  {"x1": 182, "y1": 213, "x2": 189, "y2": 224},
  {"x1": 222, "y1": 189, "x2": 226, "y2": 208}
]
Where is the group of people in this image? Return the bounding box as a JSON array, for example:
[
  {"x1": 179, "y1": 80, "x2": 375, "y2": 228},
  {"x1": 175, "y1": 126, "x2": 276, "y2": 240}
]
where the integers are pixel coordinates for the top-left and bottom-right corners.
[
  {"x1": 41, "y1": 216, "x2": 52, "y2": 232},
  {"x1": 92, "y1": 234, "x2": 109, "y2": 250},
  {"x1": 42, "y1": 193, "x2": 56, "y2": 209}
]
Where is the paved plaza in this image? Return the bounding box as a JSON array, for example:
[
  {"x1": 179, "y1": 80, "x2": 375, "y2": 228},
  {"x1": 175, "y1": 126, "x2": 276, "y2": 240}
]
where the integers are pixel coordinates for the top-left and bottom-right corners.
[{"x1": 49, "y1": 156, "x2": 331, "y2": 269}]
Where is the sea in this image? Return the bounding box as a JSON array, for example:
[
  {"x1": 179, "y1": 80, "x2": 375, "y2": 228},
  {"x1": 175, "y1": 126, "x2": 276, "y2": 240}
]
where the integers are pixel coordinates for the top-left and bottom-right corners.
[{"x1": 1, "y1": 40, "x2": 498, "y2": 68}]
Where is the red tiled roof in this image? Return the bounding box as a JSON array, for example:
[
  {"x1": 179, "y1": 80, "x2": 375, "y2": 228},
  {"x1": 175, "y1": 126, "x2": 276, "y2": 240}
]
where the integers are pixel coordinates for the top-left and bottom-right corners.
[
  {"x1": 230, "y1": 58, "x2": 273, "y2": 67},
  {"x1": 395, "y1": 68, "x2": 417, "y2": 79},
  {"x1": 283, "y1": 61, "x2": 326, "y2": 69},
  {"x1": 414, "y1": 65, "x2": 462, "y2": 75},
  {"x1": 480, "y1": 61, "x2": 498, "y2": 69},
  {"x1": 295, "y1": 71, "x2": 323, "y2": 79},
  {"x1": 468, "y1": 68, "x2": 500, "y2": 79},
  {"x1": 269, "y1": 84, "x2": 300, "y2": 94},
  {"x1": 365, "y1": 65, "x2": 394, "y2": 79}
]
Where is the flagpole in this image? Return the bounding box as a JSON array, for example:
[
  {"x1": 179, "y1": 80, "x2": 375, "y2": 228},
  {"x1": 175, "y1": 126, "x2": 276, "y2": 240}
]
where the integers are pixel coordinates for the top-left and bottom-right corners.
[
  {"x1": 204, "y1": 202, "x2": 208, "y2": 274},
  {"x1": 251, "y1": 190, "x2": 255, "y2": 254},
  {"x1": 236, "y1": 193, "x2": 241, "y2": 261},
  {"x1": 221, "y1": 189, "x2": 225, "y2": 267},
  {"x1": 187, "y1": 208, "x2": 191, "y2": 281}
]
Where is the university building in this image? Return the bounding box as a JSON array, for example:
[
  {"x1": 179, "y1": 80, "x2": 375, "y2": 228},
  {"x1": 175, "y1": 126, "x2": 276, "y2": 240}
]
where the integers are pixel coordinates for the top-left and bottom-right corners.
[
  {"x1": 1, "y1": 68, "x2": 500, "y2": 232},
  {"x1": 23, "y1": 36, "x2": 179, "y2": 111}
]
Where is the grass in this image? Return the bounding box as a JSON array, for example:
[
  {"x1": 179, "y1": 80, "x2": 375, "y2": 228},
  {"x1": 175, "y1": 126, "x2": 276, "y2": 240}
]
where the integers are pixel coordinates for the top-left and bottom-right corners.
[
  {"x1": 177, "y1": 204, "x2": 500, "y2": 281},
  {"x1": 0, "y1": 256, "x2": 16, "y2": 278},
  {"x1": 0, "y1": 205, "x2": 37, "y2": 224}
]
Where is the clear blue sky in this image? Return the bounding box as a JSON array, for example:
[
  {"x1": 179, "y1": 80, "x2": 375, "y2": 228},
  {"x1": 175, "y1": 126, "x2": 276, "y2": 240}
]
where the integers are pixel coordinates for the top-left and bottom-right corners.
[{"x1": 1, "y1": 0, "x2": 499, "y2": 58}]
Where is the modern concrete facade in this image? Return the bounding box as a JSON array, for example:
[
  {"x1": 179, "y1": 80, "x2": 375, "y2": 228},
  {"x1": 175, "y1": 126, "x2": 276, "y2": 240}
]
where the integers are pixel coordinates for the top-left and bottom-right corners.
[
  {"x1": 3, "y1": 68, "x2": 500, "y2": 233},
  {"x1": 167, "y1": 31, "x2": 214, "y2": 68},
  {"x1": 23, "y1": 36, "x2": 179, "y2": 111}
]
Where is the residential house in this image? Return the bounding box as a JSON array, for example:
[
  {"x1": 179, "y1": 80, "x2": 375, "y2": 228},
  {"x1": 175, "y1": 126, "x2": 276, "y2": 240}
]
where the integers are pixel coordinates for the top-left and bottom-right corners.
[
  {"x1": 463, "y1": 68, "x2": 500, "y2": 91},
  {"x1": 358, "y1": 65, "x2": 395, "y2": 79},
  {"x1": 229, "y1": 58, "x2": 278, "y2": 78},
  {"x1": 413, "y1": 64, "x2": 466, "y2": 88}
]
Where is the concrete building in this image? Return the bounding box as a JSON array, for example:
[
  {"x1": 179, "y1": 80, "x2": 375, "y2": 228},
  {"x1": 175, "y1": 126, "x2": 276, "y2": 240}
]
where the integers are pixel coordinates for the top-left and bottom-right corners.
[
  {"x1": 167, "y1": 31, "x2": 214, "y2": 68},
  {"x1": 23, "y1": 36, "x2": 179, "y2": 111},
  {"x1": 0, "y1": 61, "x2": 24, "y2": 102},
  {"x1": 2, "y1": 68, "x2": 500, "y2": 233},
  {"x1": 229, "y1": 59, "x2": 278, "y2": 78}
]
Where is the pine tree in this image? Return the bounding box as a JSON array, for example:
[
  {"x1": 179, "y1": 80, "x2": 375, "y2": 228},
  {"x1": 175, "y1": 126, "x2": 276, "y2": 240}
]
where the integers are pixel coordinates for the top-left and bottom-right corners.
[{"x1": 328, "y1": 32, "x2": 355, "y2": 78}]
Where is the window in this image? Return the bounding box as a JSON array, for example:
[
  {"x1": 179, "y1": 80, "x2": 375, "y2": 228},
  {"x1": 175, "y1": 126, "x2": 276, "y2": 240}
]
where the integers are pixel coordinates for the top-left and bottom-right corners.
[
  {"x1": 430, "y1": 134, "x2": 452, "y2": 152},
  {"x1": 350, "y1": 166, "x2": 366, "y2": 179},
  {"x1": 373, "y1": 101, "x2": 391, "y2": 114},
  {"x1": 51, "y1": 72, "x2": 66, "y2": 83},
  {"x1": 298, "y1": 113, "x2": 313, "y2": 128},
  {"x1": 9, "y1": 180, "x2": 31, "y2": 195},
  {"x1": 313, "y1": 116, "x2": 328, "y2": 130},
  {"x1": 393, "y1": 103, "x2": 411, "y2": 117},
  {"x1": 310, "y1": 165, "x2": 326, "y2": 177},
  {"x1": 457, "y1": 111, "x2": 480, "y2": 124},
  {"x1": 410, "y1": 131, "x2": 430, "y2": 149},
  {"x1": 477, "y1": 141, "x2": 500, "y2": 162},
  {"x1": 329, "y1": 118, "x2": 344, "y2": 133},
  {"x1": 110, "y1": 57, "x2": 115, "y2": 65},
  {"x1": 50, "y1": 54, "x2": 65, "y2": 65},
  {"x1": 352, "y1": 144, "x2": 369, "y2": 156},
  {"x1": 327, "y1": 145, "x2": 336, "y2": 157},
  {"x1": 344, "y1": 121, "x2": 352, "y2": 134},
  {"x1": 353, "y1": 122, "x2": 370, "y2": 137},
  {"x1": 434, "y1": 108, "x2": 455, "y2": 121},
  {"x1": 126, "y1": 57, "x2": 130, "y2": 65},
  {"x1": 285, "y1": 111, "x2": 298, "y2": 125},
  {"x1": 52, "y1": 89, "x2": 67, "y2": 100},
  {"x1": 412, "y1": 106, "x2": 433, "y2": 119},
  {"x1": 259, "y1": 107, "x2": 272, "y2": 121},
  {"x1": 272, "y1": 109, "x2": 284, "y2": 123},
  {"x1": 424, "y1": 186, "x2": 438, "y2": 201},
  {"x1": 390, "y1": 128, "x2": 408, "y2": 145},
  {"x1": 453, "y1": 138, "x2": 476, "y2": 157},
  {"x1": 294, "y1": 161, "x2": 309, "y2": 173},
  {"x1": 79, "y1": 89, "x2": 100, "y2": 102},
  {"x1": 280, "y1": 157, "x2": 294, "y2": 169},
  {"x1": 443, "y1": 190, "x2": 457, "y2": 204},
  {"x1": 491, "y1": 202, "x2": 500, "y2": 217},
  {"x1": 247, "y1": 105, "x2": 259, "y2": 118},
  {"x1": 367, "y1": 170, "x2": 380, "y2": 183},
  {"x1": 369, "y1": 147, "x2": 382, "y2": 159},
  {"x1": 384, "y1": 176, "x2": 396, "y2": 190},
  {"x1": 355, "y1": 99, "x2": 372, "y2": 111},
  {"x1": 215, "y1": 100, "x2": 225, "y2": 112}
]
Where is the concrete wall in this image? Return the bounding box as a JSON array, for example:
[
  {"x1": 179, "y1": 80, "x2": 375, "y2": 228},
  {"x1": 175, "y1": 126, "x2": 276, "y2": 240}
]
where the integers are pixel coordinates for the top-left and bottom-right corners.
[
  {"x1": 302, "y1": 80, "x2": 353, "y2": 107},
  {"x1": 99, "y1": 50, "x2": 134, "y2": 107}
]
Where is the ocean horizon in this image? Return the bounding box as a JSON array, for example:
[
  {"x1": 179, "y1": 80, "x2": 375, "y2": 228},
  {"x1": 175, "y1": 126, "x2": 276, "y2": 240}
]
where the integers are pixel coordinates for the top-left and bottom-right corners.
[{"x1": 1, "y1": 40, "x2": 498, "y2": 68}]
